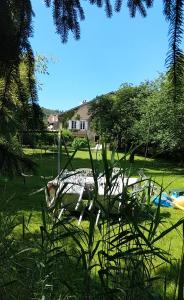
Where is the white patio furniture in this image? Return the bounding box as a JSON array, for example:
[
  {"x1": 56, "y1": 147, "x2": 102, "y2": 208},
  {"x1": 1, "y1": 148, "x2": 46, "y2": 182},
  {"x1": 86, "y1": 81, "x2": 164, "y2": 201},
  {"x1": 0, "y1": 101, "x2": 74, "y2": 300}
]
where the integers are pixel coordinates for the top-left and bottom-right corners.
[
  {"x1": 46, "y1": 170, "x2": 139, "y2": 223},
  {"x1": 91, "y1": 144, "x2": 102, "y2": 151},
  {"x1": 75, "y1": 168, "x2": 93, "y2": 177},
  {"x1": 112, "y1": 167, "x2": 121, "y2": 174}
]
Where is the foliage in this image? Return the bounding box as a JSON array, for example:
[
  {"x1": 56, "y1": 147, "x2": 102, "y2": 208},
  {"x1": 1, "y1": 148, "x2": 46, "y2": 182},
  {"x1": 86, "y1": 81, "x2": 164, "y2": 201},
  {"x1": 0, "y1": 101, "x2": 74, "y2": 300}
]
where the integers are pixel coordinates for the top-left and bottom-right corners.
[
  {"x1": 1, "y1": 0, "x2": 184, "y2": 174},
  {"x1": 0, "y1": 140, "x2": 37, "y2": 176},
  {"x1": 61, "y1": 128, "x2": 74, "y2": 144},
  {"x1": 22, "y1": 131, "x2": 58, "y2": 148},
  {"x1": 1, "y1": 145, "x2": 184, "y2": 299},
  {"x1": 89, "y1": 83, "x2": 151, "y2": 159},
  {"x1": 43, "y1": 0, "x2": 184, "y2": 95},
  {"x1": 166, "y1": 1, "x2": 184, "y2": 103},
  {"x1": 0, "y1": 2, "x2": 37, "y2": 129},
  {"x1": 59, "y1": 110, "x2": 76, "y2": 129},
  {"x1": 113, "y1": 82, "x2": 151, "y2": 145},
  {"x1": 89, "y1": 93, "x2": 117, "y2": 141},
  {"x1": 0, "y1": 2, "x2": 45, "y2": 175},
  {"x1": 42, "y1": 106, "x2": 62, "y2": 126},
  {"x1": 135, "y1": 75, "x2": 184, "y2": 159},
  {"x1": 72, "y1": 137, "x2": 88, "y2": 150},
  {"x1": 0, "y1": 212, "x2": 20, "y2": 299},
  {"x1": 89, "y1": 75, "x2": 184, "y2": 161},
  {"x1": 1, "y1": 0, "x2": 183, "y2": 99}
]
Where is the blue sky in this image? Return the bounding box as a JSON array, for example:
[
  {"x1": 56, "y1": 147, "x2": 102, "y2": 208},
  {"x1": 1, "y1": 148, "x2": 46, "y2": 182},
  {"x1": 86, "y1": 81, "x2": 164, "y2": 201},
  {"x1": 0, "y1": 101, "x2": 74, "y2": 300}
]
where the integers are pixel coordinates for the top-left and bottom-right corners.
[{"x1": 31, "y1": 0, "x2": 169, "y2": 111}]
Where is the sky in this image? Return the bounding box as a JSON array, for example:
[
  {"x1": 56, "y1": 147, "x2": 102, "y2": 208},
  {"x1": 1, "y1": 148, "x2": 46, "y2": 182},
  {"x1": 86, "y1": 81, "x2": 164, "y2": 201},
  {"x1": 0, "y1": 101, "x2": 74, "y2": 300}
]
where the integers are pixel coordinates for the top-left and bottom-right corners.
[{"x1": 31, "y1": 0, "x2": 169, "y2": 111}]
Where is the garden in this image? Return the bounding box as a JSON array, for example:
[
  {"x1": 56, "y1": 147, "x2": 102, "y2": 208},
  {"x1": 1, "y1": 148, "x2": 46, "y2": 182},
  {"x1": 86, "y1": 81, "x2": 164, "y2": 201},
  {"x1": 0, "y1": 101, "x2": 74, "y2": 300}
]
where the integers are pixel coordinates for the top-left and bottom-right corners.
[
  {"x1": 1, "y1": 144, "x2": 184, "y2": 300},
  {"x1": 2, "y1": 1, "x2": 184, "y2": 299}
]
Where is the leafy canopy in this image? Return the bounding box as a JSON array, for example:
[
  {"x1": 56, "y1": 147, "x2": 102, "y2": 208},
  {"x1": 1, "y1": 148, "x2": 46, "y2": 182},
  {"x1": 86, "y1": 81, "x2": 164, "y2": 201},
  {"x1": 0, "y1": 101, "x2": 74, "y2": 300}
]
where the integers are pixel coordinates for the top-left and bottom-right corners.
[{"x1": 1, "y1": 0, "x2": 184, "y2": 174}]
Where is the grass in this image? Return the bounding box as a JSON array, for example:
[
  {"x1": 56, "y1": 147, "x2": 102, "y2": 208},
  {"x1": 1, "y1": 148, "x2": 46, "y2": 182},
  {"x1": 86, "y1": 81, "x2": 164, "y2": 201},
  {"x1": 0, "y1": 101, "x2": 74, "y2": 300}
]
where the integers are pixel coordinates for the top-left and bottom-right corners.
[
  {"x1": 1, "y1": 147, "x2": 183, "y2": 244},
  {"x1": 1, "y1": 147, "x2": 184, "y2": 228},
  {"x1": 0, "y1": 148, "x2": 183, "y2": 208},
  {"x1": 1, "y1": 147, "x2": 184, "y2": 299}
]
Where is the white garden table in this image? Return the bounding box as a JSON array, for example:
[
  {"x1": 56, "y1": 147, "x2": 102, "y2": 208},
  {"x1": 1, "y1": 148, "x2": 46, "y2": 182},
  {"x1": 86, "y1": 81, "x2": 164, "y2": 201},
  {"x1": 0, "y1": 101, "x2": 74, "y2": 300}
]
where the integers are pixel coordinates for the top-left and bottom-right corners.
[
  {"x1": 46, "y1": 170, "x2": 139, "y2": 223},
  {"x1": 47, "y1": 172, "x2": 138, "y2": 197}
]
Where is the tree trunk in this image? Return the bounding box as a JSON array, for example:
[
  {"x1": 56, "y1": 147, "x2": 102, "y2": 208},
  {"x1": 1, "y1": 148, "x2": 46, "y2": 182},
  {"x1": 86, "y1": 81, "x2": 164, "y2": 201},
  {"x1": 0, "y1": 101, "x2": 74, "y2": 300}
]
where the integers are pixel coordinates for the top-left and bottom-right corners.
[{"x1": 129, "y1": 150, "x2": 135, "y2": 163}]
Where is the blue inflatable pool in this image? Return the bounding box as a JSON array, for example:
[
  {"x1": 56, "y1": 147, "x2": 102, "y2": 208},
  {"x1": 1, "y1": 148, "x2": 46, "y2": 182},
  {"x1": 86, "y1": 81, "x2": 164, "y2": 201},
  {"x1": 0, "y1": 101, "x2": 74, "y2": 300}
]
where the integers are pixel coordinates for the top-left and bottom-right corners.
[{"x1": 152, "y1": 193, "x2": 173, "y2": 207}]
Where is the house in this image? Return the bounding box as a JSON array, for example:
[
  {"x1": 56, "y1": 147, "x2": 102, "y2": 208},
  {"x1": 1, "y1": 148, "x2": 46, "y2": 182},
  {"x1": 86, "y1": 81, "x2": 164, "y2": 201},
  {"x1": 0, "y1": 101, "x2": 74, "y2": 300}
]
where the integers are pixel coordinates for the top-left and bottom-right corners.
[
  {"x1": 59, "y1": 100, "x2": 98, "y2": 140},
  {"x1": 47, "y1": 114, "x2": 59, "y2": 131}
]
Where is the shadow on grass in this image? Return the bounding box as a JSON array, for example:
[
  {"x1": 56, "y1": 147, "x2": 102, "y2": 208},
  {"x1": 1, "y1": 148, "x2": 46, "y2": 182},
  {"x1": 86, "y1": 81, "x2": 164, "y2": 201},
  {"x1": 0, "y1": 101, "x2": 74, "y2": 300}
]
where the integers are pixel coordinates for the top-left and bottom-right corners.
[
  {"x1": 1, "y1": 230, "x2": 103, "y2": 299},
  {"x1": 153, "y1": 260, "x2": 180, "y2": 300},
  {"x1": 31, "y1": 149, "x2": 184, "y2": 175},
  {"x1": 1, "y1": 148, "x2": 184, "y2": 213}
]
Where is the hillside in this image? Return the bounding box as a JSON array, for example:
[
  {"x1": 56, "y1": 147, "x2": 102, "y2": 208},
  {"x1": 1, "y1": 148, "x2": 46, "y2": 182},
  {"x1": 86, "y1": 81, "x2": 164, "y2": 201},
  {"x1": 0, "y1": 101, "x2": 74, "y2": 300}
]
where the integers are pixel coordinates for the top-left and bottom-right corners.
[
  {"x1": 41, "y1": 107, "x2": 62, "y2": 124},
  {"x1": 41, "y1": 107, "x2": 62, "y2": 117}
]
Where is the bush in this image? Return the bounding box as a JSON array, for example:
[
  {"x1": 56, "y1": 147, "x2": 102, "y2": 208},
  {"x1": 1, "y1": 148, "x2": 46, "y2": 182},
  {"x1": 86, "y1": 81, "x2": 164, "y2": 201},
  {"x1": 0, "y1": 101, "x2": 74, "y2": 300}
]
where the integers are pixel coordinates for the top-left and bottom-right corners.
[
  {"x1": 72, "y1": 137, "x2": 88, "y2": 150},
  {"x1": 22, "y1": 132, "x2": 57, "y2": 148},
  {"x1": 61, "y1": 129, "x2": 74, "y2": 144}
]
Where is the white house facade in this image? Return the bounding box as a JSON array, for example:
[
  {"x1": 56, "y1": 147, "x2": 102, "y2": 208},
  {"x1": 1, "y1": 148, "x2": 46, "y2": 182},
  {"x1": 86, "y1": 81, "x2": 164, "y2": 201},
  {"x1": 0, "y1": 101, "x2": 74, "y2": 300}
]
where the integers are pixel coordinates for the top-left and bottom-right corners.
[
  {"x1": 68, "y1": 119, "x2": 89, "y2": 131},
  {"x1": 60, "y1": 100, "x2": 96, "y2": 140}
]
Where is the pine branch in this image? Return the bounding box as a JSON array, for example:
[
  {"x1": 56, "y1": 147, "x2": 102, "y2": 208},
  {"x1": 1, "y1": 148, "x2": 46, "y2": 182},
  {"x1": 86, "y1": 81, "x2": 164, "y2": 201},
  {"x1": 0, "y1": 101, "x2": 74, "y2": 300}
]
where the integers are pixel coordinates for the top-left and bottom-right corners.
[
  {"x1": 115, "y1": 0, "x2": 123, "y2": 12},
  {"x1": 165, "y1": 0, "x2": 184, "y2": 102},
  {"x1": 163, "y1": 0, "x2": 173, "y2": 20},
  {"x1": 0, "y1": 142, "x2": 37, "y2": 177},
  {"x1": 127, "y1": 0, "x2": 148, "y2": 17},
  {"x1": 44, "y1": 0, "x2": 51, "y2": 6},
  {"x1": 0, "y1": 0, "x2": 42, "y2": 175},
  {"x1": 105, "y1": 0, "x2": 113, "y2": 17}
]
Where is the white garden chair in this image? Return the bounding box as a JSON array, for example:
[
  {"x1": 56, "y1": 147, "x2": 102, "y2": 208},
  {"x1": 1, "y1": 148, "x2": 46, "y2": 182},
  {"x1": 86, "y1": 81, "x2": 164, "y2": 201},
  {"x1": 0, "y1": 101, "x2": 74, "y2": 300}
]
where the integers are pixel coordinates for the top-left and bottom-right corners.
[{"x1": 91, "y1": 144, "x2": 102, "y2": 151}]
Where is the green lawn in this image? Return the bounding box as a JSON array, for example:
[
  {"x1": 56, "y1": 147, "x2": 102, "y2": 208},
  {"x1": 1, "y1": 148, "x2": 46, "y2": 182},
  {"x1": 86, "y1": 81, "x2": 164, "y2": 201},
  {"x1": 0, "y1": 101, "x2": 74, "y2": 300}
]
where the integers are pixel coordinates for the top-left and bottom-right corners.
[
  {"x1": 1, "y1": 147, "x2": 184, "y2": 220},
  {"x1": 1, "y1": 147, "x2": 184, "y2": 299},
  {"x1": 2, "y1": 147, "x2": 184, "y2": 253}
]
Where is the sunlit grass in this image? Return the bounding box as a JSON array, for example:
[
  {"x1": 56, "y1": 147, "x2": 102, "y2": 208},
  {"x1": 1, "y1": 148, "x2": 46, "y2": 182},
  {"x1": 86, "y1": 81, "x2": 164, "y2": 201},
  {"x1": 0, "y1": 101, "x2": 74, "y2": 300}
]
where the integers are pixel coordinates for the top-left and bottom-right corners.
[
  {"x1": 1, "y1": 147, "x2": 184, "y2": 252},
  {"x1": 1, "y1": 147, "x2": 184, "y2": 216},
  {"x1": 1, "y1": 147, "x2": 184, "y2": 299}
]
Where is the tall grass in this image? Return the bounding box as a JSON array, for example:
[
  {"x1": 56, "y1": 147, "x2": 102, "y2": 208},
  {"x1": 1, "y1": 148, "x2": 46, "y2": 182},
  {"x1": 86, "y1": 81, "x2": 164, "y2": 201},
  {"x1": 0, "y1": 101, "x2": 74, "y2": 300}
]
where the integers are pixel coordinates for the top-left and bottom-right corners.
[{"x1": 0, "y1": 142, "x2": 184, "y2": 299}]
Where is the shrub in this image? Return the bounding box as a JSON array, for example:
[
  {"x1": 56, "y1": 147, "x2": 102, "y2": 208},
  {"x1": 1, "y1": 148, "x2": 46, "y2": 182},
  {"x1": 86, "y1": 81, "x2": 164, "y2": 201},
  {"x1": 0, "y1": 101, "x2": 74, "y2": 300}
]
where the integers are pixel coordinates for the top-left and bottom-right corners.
[
  {"x1": 72, "y1": 137, "x2": 88, "y2": 150},
  {"x1": 22, "y1": 132, "x2": 57, "y2": 148},
  {"x1": 61, "y1": 129, "x2": 74, "y2": 144}
]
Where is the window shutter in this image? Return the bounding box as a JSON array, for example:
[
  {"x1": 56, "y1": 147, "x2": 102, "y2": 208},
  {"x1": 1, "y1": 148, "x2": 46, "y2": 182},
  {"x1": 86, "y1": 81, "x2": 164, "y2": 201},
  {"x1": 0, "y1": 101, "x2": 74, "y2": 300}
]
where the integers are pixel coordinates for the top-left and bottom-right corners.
[
  {"x1": 76, "y1": 120, "x2": 80, "y2": 130},
  {"x1": 68, "y1": 120, "x2": 72, "y2": 129}
]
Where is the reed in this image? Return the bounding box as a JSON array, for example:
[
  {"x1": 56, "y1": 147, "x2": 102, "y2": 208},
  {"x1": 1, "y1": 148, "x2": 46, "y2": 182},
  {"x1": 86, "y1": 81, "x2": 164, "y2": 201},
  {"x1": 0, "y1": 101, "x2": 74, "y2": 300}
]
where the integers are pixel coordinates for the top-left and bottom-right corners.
[{"x1": 0, "y1": 142, "x2": 184, "y2": 299}]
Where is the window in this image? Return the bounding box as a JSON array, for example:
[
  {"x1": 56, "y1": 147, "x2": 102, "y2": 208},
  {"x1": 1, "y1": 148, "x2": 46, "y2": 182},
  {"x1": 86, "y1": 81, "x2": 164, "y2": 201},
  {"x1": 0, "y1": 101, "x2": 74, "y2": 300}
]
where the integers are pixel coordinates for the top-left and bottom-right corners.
[
  {"x1": 95, "y1": 135, "x2": 99, "y2": 142},
  {"x1": 71, "y1": 120, "x2": 77, "y2": 129},
  {"x1": 80, "y1": 121, "x2": 86, "y2": 130}
]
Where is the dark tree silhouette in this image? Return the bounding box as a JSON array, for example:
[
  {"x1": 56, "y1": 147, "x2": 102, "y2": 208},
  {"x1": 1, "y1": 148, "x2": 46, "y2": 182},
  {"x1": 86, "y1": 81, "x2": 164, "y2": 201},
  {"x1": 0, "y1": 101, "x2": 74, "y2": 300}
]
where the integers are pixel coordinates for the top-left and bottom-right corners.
[
  {"x1": 0, "y1": 0, "x2": 184, "y2": 175},
  {"x1": 0, "y1": 1, "x2": 42, "y2": 175}
]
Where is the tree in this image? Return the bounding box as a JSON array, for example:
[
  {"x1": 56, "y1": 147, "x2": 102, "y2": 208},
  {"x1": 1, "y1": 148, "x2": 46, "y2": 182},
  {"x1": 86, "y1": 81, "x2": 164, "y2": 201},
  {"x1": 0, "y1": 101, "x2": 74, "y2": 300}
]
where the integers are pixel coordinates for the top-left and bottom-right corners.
[
  {"x1": 43, "y1": 0, "x2": 184, "y2": 104},
  {"x1": 114, "y1": 84, "x2": 149, "y2": 142},
  {"x1": 0, "y1": 1, "x2": 39, "y2": 175},
  {"x1": 1, "y1": 0, "x2": 183, "y2": 101},
  {"x1": 0, "y1": 53, "x2": 46, "y2": 174},
  {"x1": 89, "y1": 93, "x2": 118, "y2": 141},
  {"x1": 136, "y1": 74, "x2": 184, "y2": 162},
  {"x1": 1, "y1": 0, "x2": 184, "y2": 174},
  {"x1": 89, "y1": 83, "x2": 151, "y2": 162},
  {"x1": 17, "y1": 1, "x2": 184, "y2": 96},
  {"x1": 135, "y1": 83, "x2": 174, "y2": 155}
]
